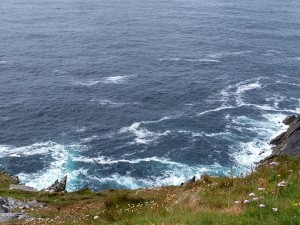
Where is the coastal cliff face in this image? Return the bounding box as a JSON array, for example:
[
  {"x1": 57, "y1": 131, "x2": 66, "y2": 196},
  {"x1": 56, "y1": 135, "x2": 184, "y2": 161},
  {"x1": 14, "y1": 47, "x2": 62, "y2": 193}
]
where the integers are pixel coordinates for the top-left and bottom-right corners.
[{"x1": 268, "y1": 115, "x2": 300, "y2": 158}]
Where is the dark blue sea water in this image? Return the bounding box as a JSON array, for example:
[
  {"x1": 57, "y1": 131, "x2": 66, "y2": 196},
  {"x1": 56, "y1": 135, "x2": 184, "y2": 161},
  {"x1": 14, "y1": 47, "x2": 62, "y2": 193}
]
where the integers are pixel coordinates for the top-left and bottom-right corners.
[{"x1": 0, "y1": 0, "x2": 299, "y2": 191}]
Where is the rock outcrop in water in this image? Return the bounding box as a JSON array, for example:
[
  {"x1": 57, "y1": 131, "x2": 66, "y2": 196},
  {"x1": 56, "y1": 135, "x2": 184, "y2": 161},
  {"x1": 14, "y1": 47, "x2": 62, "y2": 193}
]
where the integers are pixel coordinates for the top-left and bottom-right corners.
[
  {"x1": 267, "y1": 115, "x2": 300, "y2": 159},
  {"x1": 46, "y1": 175, "x2": 67, "y2": 192}
]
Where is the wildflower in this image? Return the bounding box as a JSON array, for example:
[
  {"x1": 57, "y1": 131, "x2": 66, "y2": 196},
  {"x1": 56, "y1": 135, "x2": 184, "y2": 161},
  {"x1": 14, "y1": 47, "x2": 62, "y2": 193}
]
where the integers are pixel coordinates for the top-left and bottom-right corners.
[
  {"x1": 258, "y1": 204, "x2": 265, "y2": 208},
  {"x1": 258, "y1": 187, "x2": 265, "y2": 191},
  {"x1": 252, "y1": 197, "x2": 259, "y2": 201},
  {"x1": 277, "y1": 181, "x2": 287, "y2": 187},
  {"x1": 294, "y1": 203, "x2": 298, "y2": 206},
  {"x1": 234, "y1": 201, "x2": 240, "y2": 204},
  {"x1": 249, "y1": 193, "x2": 255, "y2": 197},
  {"x1": 277, "y1": 175, "x2": 281, "y2": 177},
  {"x1": 269, "y1": 162, "x2": 279, "y2": 165},
  {"x1": 244, "y1": 200, "x2": 250, "y2": 203},
  {"x1": 272, "y1": 208, "x2": 278, "y2": 212},
  {"x1": 94, "y1": 216, "x2": 99, "y2": 220}
]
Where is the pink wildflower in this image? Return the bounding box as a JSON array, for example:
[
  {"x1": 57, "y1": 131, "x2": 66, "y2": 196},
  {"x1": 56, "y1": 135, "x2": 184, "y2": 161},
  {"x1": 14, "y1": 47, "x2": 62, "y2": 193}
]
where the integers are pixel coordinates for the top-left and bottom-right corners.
[
  {"x1": 258, "y1": 187, "x2": 265, "y2": 191},
  {"x1": 244, "y1": 200, "x2": 250, "y2": 203},
  {"x1": 258, "y1": 204, "x2": 265, "y2": 208},
  {"x1": 269, "y1": 162, "x2": 279, "y2": 165},
  {"x1": 249, "y1": 193, "x2": 255, "y2": 197}
]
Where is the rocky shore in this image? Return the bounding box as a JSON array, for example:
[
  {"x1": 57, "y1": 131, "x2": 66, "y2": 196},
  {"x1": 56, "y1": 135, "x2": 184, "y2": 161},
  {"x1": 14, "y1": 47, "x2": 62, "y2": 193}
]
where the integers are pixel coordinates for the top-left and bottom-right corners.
[{"x1": 265, "y1": 115, "x2": 300, "y2": 160}]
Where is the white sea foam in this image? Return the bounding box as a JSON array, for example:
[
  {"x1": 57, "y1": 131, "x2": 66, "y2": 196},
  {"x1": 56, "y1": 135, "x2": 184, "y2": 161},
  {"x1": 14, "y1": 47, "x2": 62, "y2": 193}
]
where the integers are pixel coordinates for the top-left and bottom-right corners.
[
  {"x1": 102, "y1": 75, "x2": 132, "y2": 84},
  {"x1": 53, "y1": 69, "x2": 67, "y2": 75},
  {"x1": 197, "y1": 105, "x2": 236, "y2": 116},
  {"x1": 72, "y1": 75, "x2": 134, "y2": 87},
  {"x1": 89, "y1": 160, "x2": 228, "y2": 189},
  {"x1": 119, "y1": 122, "x2": 170, "y2": 144},
  {"x1": 236, "y1": 81, "x2": 261, "y2": 94},
  {"x1": 208, "y1": 51, "x2": 252, "y2": 59},
  {"x1": 75, "y1": 127, "x2": 87, "y2": 133},
  {"x1": 229, "y1": 114, "x2": 288, "y2": 171},
  {"x1": 241, "y1": 103, "x2": 300, "y2": 114},
  {"x1": 219, "y1": 78, "x2": 263, "y2": 105},
  {"x1": 0, "y1": 60, "x2": 7, "y2": 64},
  {"x1": 275, "y1": 80, "x2": 300, "y2": 88},
  {"x1": 158, "y1": 58, "x2": 220, "y2": 63},
  {"x1": 72, "y1": 80, "x2": 101, "y2": 87},
  {"x1": 80, "y1": 135, "x2": 99, "y2": 143},
  {"x1": 90, "y1": 99, "x2": 138, "y2": 107},
  {"x1": 74, "y1": 155, "x2": 182, "y2": 165},
  {"x1": 74, "y1": 155, "x2": 230, "y2": 188},
  {"x1": 0, "y1": 142, "x2": 86, "y2": 191}
]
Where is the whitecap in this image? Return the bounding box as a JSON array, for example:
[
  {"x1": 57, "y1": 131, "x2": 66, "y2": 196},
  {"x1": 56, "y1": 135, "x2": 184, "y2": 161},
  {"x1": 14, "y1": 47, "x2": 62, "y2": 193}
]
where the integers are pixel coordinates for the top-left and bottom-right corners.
[
  {"x1": 219, "y1": 78, "x2": 263, "y2": 105},
  {"x1": 158, "y1": 58, "x2": 181, "y2": 62},
  {"x1": 208, "y1": 51, "x2": 252, "y2": 59},
  {"x1": 102, "y1": 75, "x2": 133, "y2": 84},
  {"x1": 236, "y1": 80, "x2": 261, "y2": 94},
  {"x1": 197, "y1": 105, "x2": 236, "y2": 116},
  {"x1": 119, "y1": 122, "x2": 170, "y2": 145},
  {"x1": 72, "y1": 80, "x2": 101, "y2": 87},
  {"x1": 275, "y1": 80, "x2": 300, "y2": 88},
  {"x1": 53, "y1": 69, "x2": 67, "y2": 75},
  {"x1": 90, "y1": 99, "x2": 138, "y2": 107},
  {"x1": 0, "y1": 60, "x2": 7, "y2": 65},
  {"x1": 158, "y1": 58, "x2": 220, "y2": 63}
]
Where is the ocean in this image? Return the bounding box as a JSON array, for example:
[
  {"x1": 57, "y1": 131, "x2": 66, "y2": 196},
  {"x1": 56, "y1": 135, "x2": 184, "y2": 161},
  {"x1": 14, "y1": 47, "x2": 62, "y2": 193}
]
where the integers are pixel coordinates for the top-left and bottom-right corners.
[{"x1": 0, "y1": 0, "x2": 299, "y2": 191}]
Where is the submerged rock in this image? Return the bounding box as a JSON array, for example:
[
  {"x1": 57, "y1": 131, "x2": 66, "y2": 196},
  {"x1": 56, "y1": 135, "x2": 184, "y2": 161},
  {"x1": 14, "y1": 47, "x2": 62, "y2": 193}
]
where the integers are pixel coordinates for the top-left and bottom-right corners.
[
  {"x1": 267, "y1": 115, "x2": 300, "y2": 159},
  {"x1": 46, "y1": 175, "x2": 67, "y2": 192}
]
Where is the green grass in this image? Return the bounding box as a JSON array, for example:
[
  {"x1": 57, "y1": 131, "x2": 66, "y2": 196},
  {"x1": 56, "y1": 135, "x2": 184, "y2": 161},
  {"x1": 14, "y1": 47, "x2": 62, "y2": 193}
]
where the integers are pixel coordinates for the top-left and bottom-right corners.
[{"x1": 1, "y1": 156, "x2": 300, "y2": 225}]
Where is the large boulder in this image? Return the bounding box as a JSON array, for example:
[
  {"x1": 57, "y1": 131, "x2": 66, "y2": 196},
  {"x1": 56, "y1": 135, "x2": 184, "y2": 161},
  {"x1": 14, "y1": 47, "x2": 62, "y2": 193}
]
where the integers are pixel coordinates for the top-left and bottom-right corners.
[{"x1": 46, "y1": 176, "x2": 67, "y2": 192}]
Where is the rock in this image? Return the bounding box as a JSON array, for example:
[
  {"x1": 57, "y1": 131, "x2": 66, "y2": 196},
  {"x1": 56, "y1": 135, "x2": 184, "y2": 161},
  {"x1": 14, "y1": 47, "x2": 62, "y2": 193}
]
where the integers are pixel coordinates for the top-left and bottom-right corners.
[
  {"x1": 0, "y1": 213, "x2": 31, "y2": 223},
  {"x1": 0, "y1": 197, "x2": 43, "y2": 223},
  {"x1": 47, "y1": 176, "x2": 67, "y2": 192},
  {"x1": 0, "y1": 198, "x2": 9, "y2": 213},
  {"x1": 10, "y1": 184, "x2": 38, "y2": 192},
  {"x1": 180, "y1": 176, "x2": 196, "y2": 186},
  {"x1": 283, "y1": 115, "x2": 296, "y2": 125},
  {"x1": 10, "y1": 175, "x2": 20, "y2": 184},
  {"x1": 266, "y1": 115, "x2": 300, "y2": 159}
]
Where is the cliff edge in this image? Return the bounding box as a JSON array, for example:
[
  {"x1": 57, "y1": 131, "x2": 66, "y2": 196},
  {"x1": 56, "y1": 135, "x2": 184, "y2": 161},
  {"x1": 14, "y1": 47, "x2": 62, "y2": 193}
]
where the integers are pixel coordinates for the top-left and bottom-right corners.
[{"x1": 266, "y1": 115, "x2": 300, "y2": 160}]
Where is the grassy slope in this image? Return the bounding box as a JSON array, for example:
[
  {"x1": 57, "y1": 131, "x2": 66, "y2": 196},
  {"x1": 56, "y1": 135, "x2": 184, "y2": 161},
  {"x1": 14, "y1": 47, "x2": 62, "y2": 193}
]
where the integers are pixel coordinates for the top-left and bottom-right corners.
[{"x1": 1, "y1": 155, "x2": 300, "y2": 225}]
